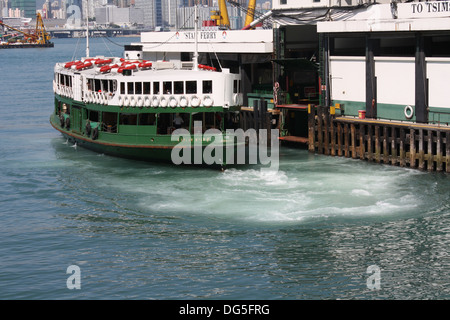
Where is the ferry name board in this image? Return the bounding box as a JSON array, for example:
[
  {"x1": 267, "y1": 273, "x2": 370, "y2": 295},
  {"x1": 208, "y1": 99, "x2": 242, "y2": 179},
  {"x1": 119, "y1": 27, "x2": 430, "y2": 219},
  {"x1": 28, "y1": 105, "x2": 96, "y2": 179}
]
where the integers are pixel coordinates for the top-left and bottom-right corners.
[{"x1": 399, "y1": 1, "x2": 450, "y2": 18}]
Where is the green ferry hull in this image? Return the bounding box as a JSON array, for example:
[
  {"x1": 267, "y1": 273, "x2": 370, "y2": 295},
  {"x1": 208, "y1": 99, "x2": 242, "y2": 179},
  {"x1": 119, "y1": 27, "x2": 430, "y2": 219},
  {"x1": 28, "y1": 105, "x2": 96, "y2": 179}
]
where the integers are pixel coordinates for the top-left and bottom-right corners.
[{"x1": 50, "y1": 115, "x2": 241, "y2": 169}]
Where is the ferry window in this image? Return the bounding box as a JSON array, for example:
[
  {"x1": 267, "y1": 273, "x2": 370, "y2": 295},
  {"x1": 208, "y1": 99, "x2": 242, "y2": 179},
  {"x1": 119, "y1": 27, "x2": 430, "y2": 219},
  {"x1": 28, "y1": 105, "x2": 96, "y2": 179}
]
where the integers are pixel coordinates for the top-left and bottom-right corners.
[
  {"x1": 174, "y1": 81, "x2": 184, "y2": 94},
  {"x1": 102, "y1": 80, "x2": 109, "y2": 92},
  {"x1": 119, "y1": 113, "x2": 137, "y2": 125},
  {"x1": 202, "y1": 80, "x2": 213, "y2": 94},
  {"x1": 139, "y1": 113, "x2": 156, "y2": 125},
  {"x1": 153, "y1": 82, "x2": 160, "y2": 94},
  {"x1": 186, "y1": 81, "x2": 197, "y2": 94},
  {"x1": 88, "y1": 110, "x2": 99, "y2": 122},
  {"x1": 135, "y1": 82, "x2": 142, "y2": 95},
  {"x1": 111, "y1": 80, "x2": 117, "y2": 93},
  {"x1": 163, "y1": 81, "x2": 172, "y2": 94},
  {"x1": 233, "y1": 80, "x2": 238, "y2": 93},
  {"x1": 127, "y1": 82, "x2": 134, "y2": 94},
  {"x1": 94, "y1": 79, "x2": 101, "y2": 92},
  {"x1": 120, "y1": 82, "x2": 125, "y2": 94},
  {"x1": 87, "y1": 79, "x2": 94, "y2": 91},
  {"x1": 103, "y1": 112, "x2": 118, "y2": 133},
  {"x1": 143, "y1": 82, "x2": 151, "y2": 94}
]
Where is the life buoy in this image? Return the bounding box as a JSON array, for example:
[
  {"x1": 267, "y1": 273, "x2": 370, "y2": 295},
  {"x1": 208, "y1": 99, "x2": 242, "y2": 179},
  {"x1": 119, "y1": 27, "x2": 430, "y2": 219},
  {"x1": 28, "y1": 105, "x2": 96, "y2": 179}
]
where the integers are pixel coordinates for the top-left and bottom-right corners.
[
  {"x1": 190, "y1": 95, "x2": 200, "y2": 107},
  {"x1": 92, "y1": 127, "x2": 99, "y2": 140},
  {"x1": 151, "y1": 96, "x2": 160, "y2": 107},
  {"x1": 169, "y1": 96, "x2": 178, "y2": 108},
  {"x1": 130, "y1": 96, "x2": 137, "y2": 107},
  {"x1": 123, "y1": 95, "x2": 130, "y2": 107},
  {"x1": 160, "y1": 97, "x2": 168, "y2": 107},
  {"x1": 404, "y1": 105, "x2": 414, "y2": 120},
  {"x1": 144, "y1": 97, "x2": 151, "y2": 107},
  {"x1": 179, "y1": 96, "x2": 188, "y2": 107},
  {"x1": 203, "y1": 95, "x2": 213, "y2": 107},
  {"x1": 137, "y1": 97, "x2": 144, "y2": 107}
]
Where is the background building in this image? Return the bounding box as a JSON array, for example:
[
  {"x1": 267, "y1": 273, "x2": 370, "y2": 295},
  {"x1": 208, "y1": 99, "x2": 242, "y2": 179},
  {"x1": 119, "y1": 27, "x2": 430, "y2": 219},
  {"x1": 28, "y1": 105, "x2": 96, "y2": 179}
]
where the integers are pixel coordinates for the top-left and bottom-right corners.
[{"x1": 9, "y1": 0, "x2": 36, "y2": 18}]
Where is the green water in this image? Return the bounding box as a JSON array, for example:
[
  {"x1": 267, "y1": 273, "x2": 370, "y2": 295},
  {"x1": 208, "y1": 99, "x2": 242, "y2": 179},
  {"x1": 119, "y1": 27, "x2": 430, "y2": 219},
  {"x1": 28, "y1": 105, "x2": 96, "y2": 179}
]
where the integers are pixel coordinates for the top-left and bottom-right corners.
[{"x1": 0, "y1": 38, "x2": 448, "y2": 300}]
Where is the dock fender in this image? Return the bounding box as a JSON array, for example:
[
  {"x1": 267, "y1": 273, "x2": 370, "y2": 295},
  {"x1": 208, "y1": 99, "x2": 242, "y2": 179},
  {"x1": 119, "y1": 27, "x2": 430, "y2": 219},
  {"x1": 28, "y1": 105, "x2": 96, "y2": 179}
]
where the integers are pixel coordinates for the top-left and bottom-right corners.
[{"x1": 404, "y1": 105, "x2": 414, "y2": 120}]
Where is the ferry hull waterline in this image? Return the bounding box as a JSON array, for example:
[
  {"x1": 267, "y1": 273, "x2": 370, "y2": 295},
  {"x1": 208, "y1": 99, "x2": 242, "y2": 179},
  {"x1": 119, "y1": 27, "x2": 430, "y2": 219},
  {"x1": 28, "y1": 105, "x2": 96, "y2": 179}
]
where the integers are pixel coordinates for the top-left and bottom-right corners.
[{"x1": 49, "y1": 102, "x2": 244, "y2": 168}]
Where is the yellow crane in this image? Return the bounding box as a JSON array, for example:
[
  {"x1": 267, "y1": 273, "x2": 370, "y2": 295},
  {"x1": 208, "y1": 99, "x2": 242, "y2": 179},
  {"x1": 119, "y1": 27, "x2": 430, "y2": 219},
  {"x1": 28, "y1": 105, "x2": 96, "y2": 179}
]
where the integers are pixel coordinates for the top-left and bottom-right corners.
[
  {"x1": 211, "y1": 0, "x2": 231, "y2": 29},
  {"x1": 211, "y1": 1, "x2": 257, "y2": 30},
  {"x1": 243, "y1": 0, "x2": 256, "y2": 28},
  {"x1": 0, "y1": 13, "x2": 51, "y2": 44}
]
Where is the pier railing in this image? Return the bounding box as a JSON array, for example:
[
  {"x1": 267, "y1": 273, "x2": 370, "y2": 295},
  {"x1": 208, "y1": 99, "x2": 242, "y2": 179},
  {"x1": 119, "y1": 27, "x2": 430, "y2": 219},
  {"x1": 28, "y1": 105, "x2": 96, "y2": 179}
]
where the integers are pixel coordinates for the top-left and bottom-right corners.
[{"x1": 308, "y1": 105, "x2": 450, "y2": 173}]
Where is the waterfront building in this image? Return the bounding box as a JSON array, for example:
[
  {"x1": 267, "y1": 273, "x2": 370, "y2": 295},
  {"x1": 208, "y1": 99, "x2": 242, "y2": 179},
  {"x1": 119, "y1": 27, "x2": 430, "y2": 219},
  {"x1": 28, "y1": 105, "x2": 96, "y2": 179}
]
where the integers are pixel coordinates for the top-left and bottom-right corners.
[{"x1": 9, "y1": 0, "x2": 35, "y2": 18}]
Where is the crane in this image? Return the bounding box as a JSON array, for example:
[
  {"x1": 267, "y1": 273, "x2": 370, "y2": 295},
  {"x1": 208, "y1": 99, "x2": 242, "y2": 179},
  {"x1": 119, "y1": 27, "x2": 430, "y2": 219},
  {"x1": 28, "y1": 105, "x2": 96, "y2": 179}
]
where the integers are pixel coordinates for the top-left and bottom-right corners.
[
  {"x1": 211, "y1": 0, "x2": 231, "y2": 29},
  {"x1": 212, "y1": 0, "x2": 272, "y2": 30},
  {"x1": 0, "y1": 13, "x2": 51, "y2": 45}
]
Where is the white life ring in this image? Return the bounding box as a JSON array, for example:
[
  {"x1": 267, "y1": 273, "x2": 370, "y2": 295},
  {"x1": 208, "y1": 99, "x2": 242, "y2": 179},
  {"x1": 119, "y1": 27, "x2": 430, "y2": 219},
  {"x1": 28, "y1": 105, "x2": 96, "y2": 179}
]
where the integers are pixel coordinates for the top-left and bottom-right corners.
[
  {"x1": 404, "y1": 105, "x2": 414, "y2": 120},
  {"x1": 123, "y1": 95, "x2": 130, "y2": 107},
  {"x1": 145, "y1": 97, "x2": 151, "y2": 107},
  {"x1": 151, "y1": 96, "x2": 160, "y2": 107},
  {"x1": 137, "y1": 97, "x2": 144, "y2": 107},
  {"x1": 130, "y1": 96, "x2": 136, "y2": 107},
  {"x1": 203, "y1": 95, "x2": 213, "y2": 107},
  {"x1": 191, "y1": 95, "x2": 201, "y2": 107},
  {"x1": 160, "y1": 96, "x2": 168, "y2": 107},
  {"x1": 179, "y1": 96, "x2": 188, "y2": 107},
  {"x1": 118, "y1": 95, "x2": 123, "y2": 106},
  {"x1": 169, "y1": 96, "x2": 178, "y2": 108}
]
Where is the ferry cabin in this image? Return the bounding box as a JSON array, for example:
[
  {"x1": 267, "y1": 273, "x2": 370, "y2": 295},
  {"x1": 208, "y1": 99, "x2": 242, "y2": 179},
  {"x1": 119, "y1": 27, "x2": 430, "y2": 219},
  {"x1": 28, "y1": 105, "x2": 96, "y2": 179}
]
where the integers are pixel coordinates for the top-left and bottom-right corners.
[{"x1": 52, "y1": 58, "x2": 243, "y2": 160}]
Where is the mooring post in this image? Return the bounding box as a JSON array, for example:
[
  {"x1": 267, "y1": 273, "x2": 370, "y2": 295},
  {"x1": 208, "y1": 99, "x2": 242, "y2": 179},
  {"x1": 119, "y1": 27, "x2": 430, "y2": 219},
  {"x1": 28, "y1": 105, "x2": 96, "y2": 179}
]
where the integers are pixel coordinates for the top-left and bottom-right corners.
[
  {"x1": 428, "y1": 130, "x2": 434, "y2": 171},
  {"x1": 400, "y1": 128, "x2": 406, "y2": 167},
  {"x1": 351, "y1": 124, "x2": 356, "y2": 159},
  {"x1": 344, "y1": 123, "x2": 349, "y2": 157},
  {"x1": 391, "y1": 127, "x2": 397, "y2": 166},
  {"x1": 436, "y1": 131, "x2": 443, "y2": 172},
  {"x1": 317, "y1": 106, "x2": 323, "y2": 154},
  {"x1": 375, "y1": 126, "x2": 381, "y2": 163},
  {"x1": 410, "y1": 128, "x2": 416, "y2": 168},
  {"x1": 324, "y1": 106, "x2": 329, "y2": 155},
  {"x1": 360, "y1": 124, "x2": 365, "y2": 160},
  {"x1": 308, "y1": 104, "x2": 316, "y2": 152},
  {"x1": 337, "y1": 122, "x2": 342, "y2": 156},
  {"x1": 383, "y1": 126, "x2": 389, "y2": 164},
  {"x1": 446, "y1": 131, "x2": 450, "y2": 173},
  {"x1": 418, "y1": 129, "x2": 425, "y2": 170}
]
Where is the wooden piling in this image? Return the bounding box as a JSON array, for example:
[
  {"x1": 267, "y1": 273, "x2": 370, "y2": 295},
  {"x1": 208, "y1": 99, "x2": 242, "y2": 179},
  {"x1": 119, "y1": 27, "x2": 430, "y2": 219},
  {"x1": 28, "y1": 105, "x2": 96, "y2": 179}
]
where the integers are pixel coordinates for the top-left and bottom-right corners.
[
  {"x1": 307, "y1": 112, "x2": 449, "y2": 173},
  {"x1": 410, "y1": 129, "x2": 416, "y2": 169},
  {"x1": 351, "y1": 124, "x2": 356, "y2": 159}
]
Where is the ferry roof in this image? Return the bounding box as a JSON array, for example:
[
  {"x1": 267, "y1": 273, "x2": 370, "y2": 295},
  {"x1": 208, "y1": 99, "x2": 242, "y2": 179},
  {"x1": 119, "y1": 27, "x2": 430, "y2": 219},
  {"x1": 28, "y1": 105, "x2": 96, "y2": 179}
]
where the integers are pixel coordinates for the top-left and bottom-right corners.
[{"x1": 133, "y1": 29, "x2": 273, "y2": 54}]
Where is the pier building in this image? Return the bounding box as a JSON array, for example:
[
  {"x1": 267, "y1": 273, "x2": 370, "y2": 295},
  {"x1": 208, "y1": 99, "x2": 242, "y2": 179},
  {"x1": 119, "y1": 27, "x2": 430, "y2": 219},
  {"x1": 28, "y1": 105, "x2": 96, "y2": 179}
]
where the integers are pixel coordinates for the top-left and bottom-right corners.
[{"x1": 271, "y1": 0, "x2": 450, "y2": 172}]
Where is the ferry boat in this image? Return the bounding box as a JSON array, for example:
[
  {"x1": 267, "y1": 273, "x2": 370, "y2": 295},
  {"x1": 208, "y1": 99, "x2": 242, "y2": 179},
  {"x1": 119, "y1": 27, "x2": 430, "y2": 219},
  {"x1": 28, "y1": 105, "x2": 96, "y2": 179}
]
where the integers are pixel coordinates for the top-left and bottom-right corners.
[{"x1": 50, "y1": 7, "x2": 244, "y2": 168}]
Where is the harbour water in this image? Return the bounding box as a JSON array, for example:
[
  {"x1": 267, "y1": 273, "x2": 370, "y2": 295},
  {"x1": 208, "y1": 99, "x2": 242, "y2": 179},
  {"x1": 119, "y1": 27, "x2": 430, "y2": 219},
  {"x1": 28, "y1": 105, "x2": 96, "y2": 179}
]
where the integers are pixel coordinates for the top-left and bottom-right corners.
[{"x1": 0, "y1": 38, "x2": 449, "y2": 300}]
